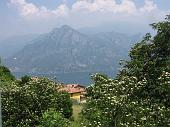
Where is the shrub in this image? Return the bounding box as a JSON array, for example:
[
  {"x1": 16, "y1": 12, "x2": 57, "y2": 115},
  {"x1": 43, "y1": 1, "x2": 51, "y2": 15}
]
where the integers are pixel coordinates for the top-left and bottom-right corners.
[
  {"x1": 2, "y1": 77, "x2": 72, "y2": 127},
  {"x1": 37, "y1": 109, "x2": 70, "y2": 127}
]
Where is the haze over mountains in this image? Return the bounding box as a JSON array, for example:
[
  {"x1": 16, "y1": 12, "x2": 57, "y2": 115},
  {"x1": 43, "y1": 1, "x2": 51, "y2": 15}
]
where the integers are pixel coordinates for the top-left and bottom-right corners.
[
  {"x1": 4, "y1": 25, "x2": 140, "y2": 75},
  {"x1": 0, "y1": 34, "x2": 38, "y2": 58}
]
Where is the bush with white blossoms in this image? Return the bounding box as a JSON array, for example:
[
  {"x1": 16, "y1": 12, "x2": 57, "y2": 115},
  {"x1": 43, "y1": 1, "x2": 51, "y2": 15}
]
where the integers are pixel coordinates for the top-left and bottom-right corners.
[
  {"x1": 81, "y1": 72, "x2": 170, "y2": 127},
  {"x1": 2, "y1": 77, "x2": 72, "y2": 127},
  {"x1": 81, "y1": 16, "x2": 170, "y2": 127}
]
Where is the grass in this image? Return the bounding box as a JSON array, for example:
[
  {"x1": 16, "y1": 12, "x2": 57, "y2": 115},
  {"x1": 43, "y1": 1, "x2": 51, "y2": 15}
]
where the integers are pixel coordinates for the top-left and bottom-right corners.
[
  {"x1": 72, "y1": 104, "x2": 82, "y2": 120},
  {"x1": 71, "y1": 104, "x2": 83, "y2": 127}
]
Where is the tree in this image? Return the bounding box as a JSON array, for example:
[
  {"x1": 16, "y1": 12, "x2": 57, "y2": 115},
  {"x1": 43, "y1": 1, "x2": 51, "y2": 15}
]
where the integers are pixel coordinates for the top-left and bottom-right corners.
[
  {"x1": 2, "y1": 77, "x2": 72, "y2": 127},
  {"x1": 0, "y1": 65, "x2": 15, "y2": 82},
  {"x1": 121, "y1": 15, "x2": 170, "y2": 106},
  {"x1": 81, "y1": 16, "x2": 170, "y2": 127}
]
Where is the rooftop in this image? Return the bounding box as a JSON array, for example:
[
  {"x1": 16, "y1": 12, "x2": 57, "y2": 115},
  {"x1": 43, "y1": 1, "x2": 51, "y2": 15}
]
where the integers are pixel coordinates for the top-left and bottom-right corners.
[{"x1": 60, "y1": 84, "x2": 86, "y2": 94}]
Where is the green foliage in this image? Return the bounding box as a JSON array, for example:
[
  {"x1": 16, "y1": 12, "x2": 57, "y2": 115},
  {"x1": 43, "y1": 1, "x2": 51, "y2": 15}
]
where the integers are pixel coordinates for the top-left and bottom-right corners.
[
  {"x1": 121, "y1": 15, "x2": 170, "y2": 106},
  {"x1": 2, "y1": 77, "x2": 72, "y2": 127},
  {"x1": 123, "y1": 16, "x2": 170, "y2": 79},
  {"x1": 81, "y1": 74, "x2": 137, "y2": 127},
  {"x1": 0, "y1": 57, "x2": 1, "y2": 65},
  {"x1": 37, "y1": 109, "x2": 70, "y2": 127},
  {"x1": 0, "y1": 63, "x2": 15, "y2": 94},
  {"x1": 19, "y1": 75, "x2": 31, "y2": 85},
  {"x1": 82, "y1": 73, "x2": 170, "y2": 127},
  {"x1": 81, "y1": 16, "x2": 170, "y2": 127},
  {"x1": 0, "y1": 65, "x2": 15, "y2": 82}
]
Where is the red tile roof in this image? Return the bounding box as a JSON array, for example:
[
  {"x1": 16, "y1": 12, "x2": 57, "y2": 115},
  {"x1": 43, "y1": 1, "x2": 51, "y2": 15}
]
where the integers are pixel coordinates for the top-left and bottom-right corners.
[{"x1": 60, "y1": 84, "x2": 86, "y2": 94}]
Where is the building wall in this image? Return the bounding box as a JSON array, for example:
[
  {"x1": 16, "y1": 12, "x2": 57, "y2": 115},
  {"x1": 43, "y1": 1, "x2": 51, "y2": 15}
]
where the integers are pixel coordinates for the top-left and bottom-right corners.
[{"x1": 70, "y1": 92, "x2": 81, "y2": 101}]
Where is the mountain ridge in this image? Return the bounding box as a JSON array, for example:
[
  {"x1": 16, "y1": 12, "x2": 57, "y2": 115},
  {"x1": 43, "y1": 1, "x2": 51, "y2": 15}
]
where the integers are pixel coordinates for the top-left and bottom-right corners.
[
  {"x1": 0, "y1": 34, "x2": 38, "y2": 58},
  {"x1": 5, "y1": 25, "x2": 140, "y2": 74}
]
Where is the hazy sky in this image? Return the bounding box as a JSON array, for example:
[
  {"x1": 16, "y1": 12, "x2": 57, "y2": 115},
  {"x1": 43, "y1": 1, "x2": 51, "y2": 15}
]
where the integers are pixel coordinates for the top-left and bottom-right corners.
[{"x1": 0, "y1": 0, "x2": 170, "y2": 39}]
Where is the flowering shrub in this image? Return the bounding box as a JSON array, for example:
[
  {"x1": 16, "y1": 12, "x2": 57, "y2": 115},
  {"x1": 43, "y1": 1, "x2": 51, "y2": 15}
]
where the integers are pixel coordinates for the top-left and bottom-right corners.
[
  {"x1": 2, "y1": 77, "x2": 72, "y2": 127},
  {"x1": 81, "y1": 16, "x2": 170, "y2": 127},
  {"x1": 81, "y1": 72, "x2": 170, "y2": 127}
]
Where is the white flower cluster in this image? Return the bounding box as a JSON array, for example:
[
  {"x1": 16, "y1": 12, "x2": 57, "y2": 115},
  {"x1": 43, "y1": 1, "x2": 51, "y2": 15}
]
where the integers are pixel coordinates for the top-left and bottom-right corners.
[{"x1": 82, "y1": 71, "x2": 170, "y2": 127}]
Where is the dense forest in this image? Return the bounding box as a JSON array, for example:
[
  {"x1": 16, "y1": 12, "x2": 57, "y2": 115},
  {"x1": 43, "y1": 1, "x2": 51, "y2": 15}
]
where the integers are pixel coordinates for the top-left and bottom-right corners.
[{"x1": 0, "y1": 16, "x2": 170, "y2": 127}]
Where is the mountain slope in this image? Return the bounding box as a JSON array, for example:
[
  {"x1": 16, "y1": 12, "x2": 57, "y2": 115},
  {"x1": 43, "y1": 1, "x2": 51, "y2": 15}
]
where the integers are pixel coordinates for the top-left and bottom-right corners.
[
  {"x1": 6, "y1": 25, "x2": 140, "y2": 73},
  {"x1": 0, "y1": 34, "x2": 38, "y2": 58}
]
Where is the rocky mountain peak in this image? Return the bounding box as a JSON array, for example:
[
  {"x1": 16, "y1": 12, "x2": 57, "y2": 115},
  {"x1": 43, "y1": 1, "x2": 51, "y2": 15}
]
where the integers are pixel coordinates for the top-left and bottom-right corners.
[
  {"x1": 51, "y1": 25, "x2": 76, "y2": 33},
  {"x1": 60, "y1": 25, "x2": 74, "y2": 30},
  {"x1": 5, "y1": 26, "x2": 140, "y2": 74}
]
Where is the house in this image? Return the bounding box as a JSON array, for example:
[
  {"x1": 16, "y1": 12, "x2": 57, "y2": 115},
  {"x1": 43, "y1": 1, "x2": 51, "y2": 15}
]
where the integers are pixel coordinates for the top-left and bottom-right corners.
[{"x1": 59, "y1": 84, "x2": 86, "y2": 103}]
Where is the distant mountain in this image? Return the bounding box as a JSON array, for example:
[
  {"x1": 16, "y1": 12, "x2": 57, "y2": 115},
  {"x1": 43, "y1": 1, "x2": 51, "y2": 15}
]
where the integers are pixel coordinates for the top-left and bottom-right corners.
[
  {"x1": 5, "y1": 25, "x2": 140, "y2": 74},
  {"x1": 78, "y1": 22, "x2": 149, "y2": 35},
  {"x1": 0, "y1": 34, "x2": 38, "y2": 58}
]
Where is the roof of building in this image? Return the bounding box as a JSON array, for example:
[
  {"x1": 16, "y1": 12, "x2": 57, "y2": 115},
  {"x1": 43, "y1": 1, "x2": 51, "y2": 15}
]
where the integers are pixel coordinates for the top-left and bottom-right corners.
[{"x1": 59, "y1": 84, "x2": 86, "y2": 94}]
